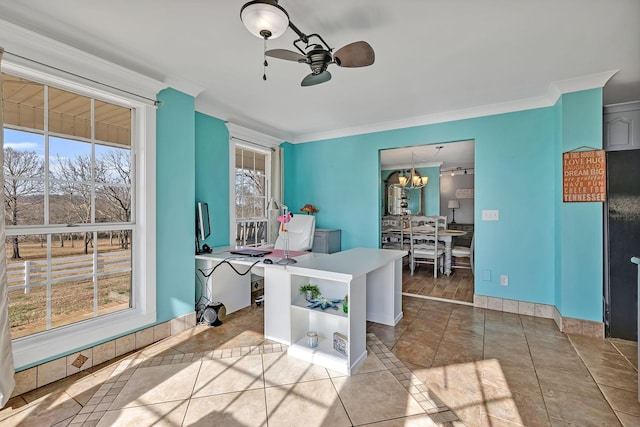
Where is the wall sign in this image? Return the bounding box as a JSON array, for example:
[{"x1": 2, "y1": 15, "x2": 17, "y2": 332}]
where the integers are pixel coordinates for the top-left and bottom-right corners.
[
  {"x1": 455, "y1": 188, "x2": 474, "y2": 199},
  {"x1": 562, "y1": 149, "x2": 606, "y2": 202}
]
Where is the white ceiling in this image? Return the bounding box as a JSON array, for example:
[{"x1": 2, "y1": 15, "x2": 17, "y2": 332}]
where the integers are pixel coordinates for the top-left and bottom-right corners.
[
  {"x1": 0, "y1": 0, "x2": 638, "y2": 144},
  {"x1": 380, "y1": 140, "x2": 474, "y2": 170}
]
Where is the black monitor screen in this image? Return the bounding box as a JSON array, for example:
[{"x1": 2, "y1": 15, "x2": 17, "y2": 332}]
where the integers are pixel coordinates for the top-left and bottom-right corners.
[{"x1": 197, "y1": 202, "x2": 211, "y2": 241}]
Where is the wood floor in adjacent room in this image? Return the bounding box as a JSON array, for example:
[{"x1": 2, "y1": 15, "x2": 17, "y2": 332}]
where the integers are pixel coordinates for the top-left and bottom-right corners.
[{"x1": 402, "y1": 257, "x2": 474, "y2": 304}]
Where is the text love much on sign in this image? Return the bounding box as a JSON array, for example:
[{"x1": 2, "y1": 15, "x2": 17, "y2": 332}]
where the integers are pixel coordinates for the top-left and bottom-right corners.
[{"x1": 562, "y1": 149, "x2": 606, "y2": 202}]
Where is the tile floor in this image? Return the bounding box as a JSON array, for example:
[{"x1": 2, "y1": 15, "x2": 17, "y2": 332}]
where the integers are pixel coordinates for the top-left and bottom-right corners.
[
  {"x1": 2, "y1": 296, "x2": 639, "y2": 426},
  {"x1": 402, "y1": 263, "x2": 474, "y2": 304}
]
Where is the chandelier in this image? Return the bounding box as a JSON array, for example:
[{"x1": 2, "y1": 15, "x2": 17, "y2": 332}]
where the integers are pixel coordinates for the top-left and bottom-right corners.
[{"x1": 398, "y1": 153, "x2": 428, "y2": 190}]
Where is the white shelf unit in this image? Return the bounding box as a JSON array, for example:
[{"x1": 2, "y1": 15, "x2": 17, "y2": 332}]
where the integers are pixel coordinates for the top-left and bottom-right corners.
[{"x1": 286, "y1": 273, "x2": 367, "y2": 376}]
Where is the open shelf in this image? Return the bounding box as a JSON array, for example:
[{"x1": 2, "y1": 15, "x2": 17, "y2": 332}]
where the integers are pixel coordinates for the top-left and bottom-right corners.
[
  {"x1": 288, "y1": 336, "x2": 348, "y2": 374},
  {"x1": 291, "y1": 296, "x2": 348, "y2": 319}
]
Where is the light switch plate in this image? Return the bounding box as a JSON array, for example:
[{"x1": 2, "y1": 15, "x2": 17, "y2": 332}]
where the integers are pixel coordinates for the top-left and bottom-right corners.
[{"x1": 482, "y1": 210, "x2": 499, "y2": 221}]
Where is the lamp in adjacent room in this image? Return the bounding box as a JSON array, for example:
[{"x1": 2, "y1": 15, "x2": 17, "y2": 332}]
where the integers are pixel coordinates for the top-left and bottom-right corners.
[
  {"x1": 448, "y1": 200, "x2": 460, "y2": 224},
  {"x1": 240, "y1": 0, "x2": 290, "y2": 39}
]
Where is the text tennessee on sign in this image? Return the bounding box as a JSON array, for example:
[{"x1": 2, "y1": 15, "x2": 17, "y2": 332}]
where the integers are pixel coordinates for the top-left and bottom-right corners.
[{"x1": 562, "y1": 149, "x2": 606, "y2": 202}]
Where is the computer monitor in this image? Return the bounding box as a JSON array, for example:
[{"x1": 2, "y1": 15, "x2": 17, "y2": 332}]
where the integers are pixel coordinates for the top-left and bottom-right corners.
[{"x1": 196, "y1": 202, "x2": 211, "y2": 253}]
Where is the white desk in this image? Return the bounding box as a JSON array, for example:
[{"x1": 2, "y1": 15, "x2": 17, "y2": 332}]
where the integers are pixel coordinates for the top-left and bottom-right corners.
[{"x1": 195, "y1": 247, "x2": 406, "y2": 375}]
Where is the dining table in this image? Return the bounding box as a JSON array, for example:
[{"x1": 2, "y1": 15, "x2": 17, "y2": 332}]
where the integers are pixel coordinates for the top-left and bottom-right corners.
[{"x1": 382, "y1": 217, "x2": 467, "y2": 276}]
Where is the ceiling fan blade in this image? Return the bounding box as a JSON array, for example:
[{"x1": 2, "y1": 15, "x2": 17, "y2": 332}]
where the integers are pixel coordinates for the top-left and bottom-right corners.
[
  {"x1": 333, "y1": 41, "x2": 375, "y2": 67},
  {"x1": 265, "y1": 49, "x2": 307, "y2": 62},
  {"x1": 301, "y1": 70, "x2": 332, "y2": 87}
]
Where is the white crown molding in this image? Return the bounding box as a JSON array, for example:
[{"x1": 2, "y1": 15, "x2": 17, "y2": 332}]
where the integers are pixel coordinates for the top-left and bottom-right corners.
[
  {"x1": 548, "y1": 70, "x2": 619, "y2": 104},
  {"x1": 226, "y1": 122, "x2": 282, "y2": 149},
  {"x1": 0, "y1": 18, "x2": 167, "y2": 99},
  {"x1": 292, "y1": 71, "x2": 621, "y2": 144},
  {"x1": 164, "y1": 76, "x2": 205, "y2": 98}
]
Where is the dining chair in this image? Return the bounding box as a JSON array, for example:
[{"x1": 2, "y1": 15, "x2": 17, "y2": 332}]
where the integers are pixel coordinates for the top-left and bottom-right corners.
[
  {"x1": 409, "y1": 215, "x2": 446, "y2": 277},
  {"x1": 451, "y1": 233, "x2": 474, "y2": 273}
]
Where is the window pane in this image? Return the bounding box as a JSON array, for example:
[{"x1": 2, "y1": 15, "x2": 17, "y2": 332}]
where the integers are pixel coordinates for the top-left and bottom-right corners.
[
  {"x1": 4, "y1": 178, "x2": 44, "y2": 226},
  {"x1": 96, "y1": 230, "x2": 132, "y2": 316},
  {"x1": 96, "y1": 184, "x2": 131, "y2": 222},
  {"x1": 7, "y1": 234, "x2": 48, "y2": 338},
  {"x1": 48, "y1": 87, "x2": 91, "y2": 139},
  {"x1": 95, "y1": 100, "x2": 131, "y2": 147},
  {"x1": 49, "y1": 136, "x2": 92, "y2": 180},
  {"x1": 3, "y1": 129, "x2": 45, "y2": 179},
  {"x1": 51, "y1": 182, "x2": 92, "y2": 225},
  {"x1": 50, "y1": 232, "x2": 95, "y2": 328},
  {"x1": 96, "y1": 145, "x2": 131, "y2": 185},
  {"x1": 1, "y1": 73, "x2": 45, "y2": 130}
]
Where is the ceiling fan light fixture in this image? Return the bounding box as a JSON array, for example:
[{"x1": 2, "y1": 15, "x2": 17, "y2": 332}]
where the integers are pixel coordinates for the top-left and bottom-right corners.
[{"x1": 240, "y1": 0, "x2": 289, "y2": 39}]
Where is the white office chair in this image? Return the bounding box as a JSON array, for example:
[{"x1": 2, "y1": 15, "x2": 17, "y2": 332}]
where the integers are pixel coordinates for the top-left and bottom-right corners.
[{"x1": 274, "y1": 214, "x2": 316, "y2": 251}]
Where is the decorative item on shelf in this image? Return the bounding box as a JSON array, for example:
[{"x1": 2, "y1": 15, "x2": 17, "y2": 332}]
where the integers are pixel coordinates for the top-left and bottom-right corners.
[
  {"x1": 448, "y1": 199, "x2": 460, "y2": 224},
  {"x1": 300, "y1": 203, "x2": 318, "y2": 215},
  {"x1": 299, "y1": 284, "x2": 320, "y2": 301},
  {"x1": 343, "y1": 294, "x2": 348, "y2": 314},
  {"x1": 307, "y1": 297, "x2": 341, "y2": 311},
  {"x1": 307, "y1": 331, "x2": 318, "y2": 348},
  {"x1": 333, "y1": 332, "x2": 348, "y2": 356}
]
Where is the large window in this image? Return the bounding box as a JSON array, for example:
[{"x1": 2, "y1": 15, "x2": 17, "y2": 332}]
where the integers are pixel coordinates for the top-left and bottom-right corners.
[
  {"x1": 234, "y1": 145, "x2": 271, "y2": 246},
  {"x1": 3, "y1": 72, "x2": 135, "y2": 340}
]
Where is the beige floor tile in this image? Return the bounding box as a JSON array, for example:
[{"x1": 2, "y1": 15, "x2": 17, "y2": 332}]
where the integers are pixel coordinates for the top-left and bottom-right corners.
[
  {"x1": 358, "y1": 413, "x2": 439, "y2": 426},
  {"x1": 96, "y1": 400, "x2": 189, "y2": 427},
  {"x1": 536, "y1": 366, "x2": 603, "y2": 399},
  {"x1": 183, "y1": 389, "x2": 268, "y2": 426},
  {"x1": 616, "y1": 411, "x2": 640, "y2": 427},
  {"x1": 542, "y1": 386, "x2": 621, "y2": 426},
  {"x1": 588, "y1": 365, "x2": 638, "y2": 392},
  {"x1": 392, "y1": 339, "x2": 437, "y2": 367},
  {"x1": 193, "y1": 354, "x2": 264, "y2": 397},
  {"x1": 599, "y1": 384, "x2": 640, "y2": 416},
  {"x1": 332, "y1": 370, "x2": 424, "y2": 425},
  {"x1": 265, "y1": 378, "x2": 351, "y2": 427},
  {"x1": 0, "y1": 391, "x2": 81, "y2": 427},
  {"x1": 109, "y1": 361, "x2": 200, "y2": 409},
  {"x1": 483, "y1": 390, "x2": 550, "y2": 427},
  {"x1": 262, "y1": 351, "x2": 329, "y2": 386}
]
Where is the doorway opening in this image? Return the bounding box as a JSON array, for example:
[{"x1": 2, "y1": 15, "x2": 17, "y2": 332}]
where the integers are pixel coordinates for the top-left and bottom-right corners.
[{"x1": 380, "y1": 140, "x2": 475, "y2": 305}]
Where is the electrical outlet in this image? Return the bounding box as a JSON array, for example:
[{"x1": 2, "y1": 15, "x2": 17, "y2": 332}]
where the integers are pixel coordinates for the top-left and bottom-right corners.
[{"x1": 500, "y1": 275, "x2": 508, "y2": 286}]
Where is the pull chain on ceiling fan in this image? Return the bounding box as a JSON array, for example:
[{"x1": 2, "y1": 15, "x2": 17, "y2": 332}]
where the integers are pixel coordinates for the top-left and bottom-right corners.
[{"x1": 240, "y1": 0, "x2": 375, "y2": 86}]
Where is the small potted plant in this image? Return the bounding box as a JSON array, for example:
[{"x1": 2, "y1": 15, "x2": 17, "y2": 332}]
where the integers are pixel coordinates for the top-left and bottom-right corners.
[{"x1": 299, "y1": 284, "x2": 320, "y2": 301}]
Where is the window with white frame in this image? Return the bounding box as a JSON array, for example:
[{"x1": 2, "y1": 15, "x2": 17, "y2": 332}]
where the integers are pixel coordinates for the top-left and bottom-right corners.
[
  {"x1": 2, "y1": 72, "x2": 134, "y2": 339},
  {"x1": 2, "y1": 64, "x2": 155, "y2": 368},
  {"x1": 234, "y1": 145, "x2": 270, "y2": 246}
]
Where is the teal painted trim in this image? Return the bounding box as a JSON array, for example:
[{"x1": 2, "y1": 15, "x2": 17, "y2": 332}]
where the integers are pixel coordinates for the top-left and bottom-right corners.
[
  {"x1": 156, "y1": 88, "x2": 196, "y2": 323},
  {"x1": 195, "y1": 112, "x2": 230, "y2": 248}
]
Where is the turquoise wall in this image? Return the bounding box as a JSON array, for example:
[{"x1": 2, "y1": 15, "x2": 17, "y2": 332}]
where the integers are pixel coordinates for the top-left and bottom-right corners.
[
  {"x1": 557, "y1": 89, "x2": 604, "y2": 321},
  {"x1": 195, "y1": 112, "x2": 230, "y2": 248},
  {"x1": 156, "y1": 88, "x2": 196, "y2": 323},
  {"x1": 284, "y1": 107, "x2": 561, "y2": 309}
]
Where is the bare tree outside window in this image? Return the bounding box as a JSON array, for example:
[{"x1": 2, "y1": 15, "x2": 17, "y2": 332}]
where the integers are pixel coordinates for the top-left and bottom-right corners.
[{"x1": 3, "y1": 147, "x2": 44, "y2": 258}]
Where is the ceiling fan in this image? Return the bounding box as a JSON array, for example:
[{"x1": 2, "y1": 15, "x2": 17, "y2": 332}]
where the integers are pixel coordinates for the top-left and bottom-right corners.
[{"x1": 240, "y1": 0, "x2": 375, "y2": 86}]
